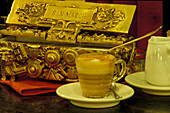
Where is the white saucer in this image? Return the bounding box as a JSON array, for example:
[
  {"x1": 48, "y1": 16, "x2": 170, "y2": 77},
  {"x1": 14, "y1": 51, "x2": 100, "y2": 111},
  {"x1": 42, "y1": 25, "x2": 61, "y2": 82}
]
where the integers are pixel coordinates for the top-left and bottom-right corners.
[
  {"x1": 56, "y1": 82, "x2": 134, "y2": 108},
  {"x1": 125, "y1": 71, "x2": 170, "y2": 96}
]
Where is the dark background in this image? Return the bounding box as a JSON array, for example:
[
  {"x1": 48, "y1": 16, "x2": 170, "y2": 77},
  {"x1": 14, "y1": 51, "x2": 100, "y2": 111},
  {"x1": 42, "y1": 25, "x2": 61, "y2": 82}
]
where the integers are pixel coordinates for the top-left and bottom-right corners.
[{"x1": 163, "y1": 0, "x2": 170, "y2": 36}]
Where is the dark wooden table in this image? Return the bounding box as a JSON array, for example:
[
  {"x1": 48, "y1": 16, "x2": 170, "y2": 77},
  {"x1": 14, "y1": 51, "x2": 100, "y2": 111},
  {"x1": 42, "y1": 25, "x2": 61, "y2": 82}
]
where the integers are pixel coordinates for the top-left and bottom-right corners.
[{"x1": 1, "y1": 83, "x2": 170, "y2": 113}]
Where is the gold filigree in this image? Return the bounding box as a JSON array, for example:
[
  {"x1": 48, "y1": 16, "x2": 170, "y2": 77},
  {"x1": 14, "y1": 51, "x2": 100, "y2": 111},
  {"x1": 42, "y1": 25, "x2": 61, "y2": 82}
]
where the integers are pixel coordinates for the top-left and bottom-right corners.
[
  {"x1": 91, "y1": 7, "x2": 125, "y2": 30},
  {"x1": 0, "y1": 0, "x2": 137, "y2": 82},
  {"x1": 26, "y1": 59, "x2": 44, "y2": 78},
  {"x1": 15, "y1": 1, "x2": 126, "y2": 31},
  {"x1": 0, "y1": 41, "x2": 136, "y2": 82},
  {"x1": 0, "y1": 0, "x2": 136, "y2": 45},
  {"x1": 16, "y1": 2, "x2": 46, "y2": 24},
  {"x1": 63, "y1": 49, "x2": 78, "y2": 66},
  {"x1": 6, "y1": 0, "x2": 136, "y2": 33},
  {"x1": 45, "y1": 50, "x2": 60, "y2": 67},
  {"x1": 46, "y1": 20, "x2": 79, "y2": 43},
  {"x1": 0, "y1": 26, "x2": 46, "y2": 39},
  {"x1": 0, "y1": 42, "x2": 15, "y2": 81},
  {"x1": 77, "y1": 32, "x2": 134, "y2": 47}
]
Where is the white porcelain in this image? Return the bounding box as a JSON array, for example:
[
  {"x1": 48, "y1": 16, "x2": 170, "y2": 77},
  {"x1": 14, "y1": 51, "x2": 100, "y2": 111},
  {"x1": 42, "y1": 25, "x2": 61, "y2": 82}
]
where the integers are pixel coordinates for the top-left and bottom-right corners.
[
  {"x1": 56, "y1": 82, "x2": 134, "y2": 108},
  {"x1": 125, "y1": 72, "x2": 170, "y2": 96},
  {"x1": 145, "y1": 36, "x2": 170, "y2": 86}
]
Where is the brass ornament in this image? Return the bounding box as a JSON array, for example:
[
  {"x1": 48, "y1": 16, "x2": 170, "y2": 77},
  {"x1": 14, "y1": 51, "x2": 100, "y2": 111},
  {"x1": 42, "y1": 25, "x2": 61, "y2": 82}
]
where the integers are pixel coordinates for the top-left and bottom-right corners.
[
  {"x1": 91, "y1": 7, "x2": 125, "y2": 30},
  {"x1": 45, "y1": 50, "x2": 60, "y2": 67},
  {"x1": 0, "y1": 0, "x2": 137, "y2": 82},
  {"x1": 5, "y1": 0, "x2": 136, "y2": 32},
  {"x1": 26, "y1": 59, "x2": 43, "y2": 78},
  {"x1": 63, "y1": 49, "x2": 78, "y2": 66},
  {"x1": 16, "y1": 2, "x2": 46, "y2": 24},
  {"x1": 0, "y1": 41, "x2": 136, "y2": 82},
  {"x1": 0, "y1": 42, "x2": 15, "y2": 81}
]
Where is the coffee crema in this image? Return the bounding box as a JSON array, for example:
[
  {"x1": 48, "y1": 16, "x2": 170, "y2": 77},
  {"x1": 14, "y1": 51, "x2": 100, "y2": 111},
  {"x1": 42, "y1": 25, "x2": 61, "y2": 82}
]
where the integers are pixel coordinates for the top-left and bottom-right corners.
[{"x1": 76, "y1": 53, "x2": 116, "y2": 74}]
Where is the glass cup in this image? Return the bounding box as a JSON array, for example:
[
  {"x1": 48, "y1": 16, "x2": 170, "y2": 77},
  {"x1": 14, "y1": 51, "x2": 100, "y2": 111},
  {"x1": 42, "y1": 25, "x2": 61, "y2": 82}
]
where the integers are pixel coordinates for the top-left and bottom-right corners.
[{"x1": 75, "y1": 53, "x2": 126, "y2": 98}]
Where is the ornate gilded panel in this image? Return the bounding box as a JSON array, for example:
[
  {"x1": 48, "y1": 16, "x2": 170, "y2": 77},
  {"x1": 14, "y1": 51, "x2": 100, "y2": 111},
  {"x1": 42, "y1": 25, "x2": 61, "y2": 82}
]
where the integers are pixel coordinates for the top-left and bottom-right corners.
[
  {"x1": 0, "y1": 0, "x2": 137, "y2": 82},
  {"x1": 6, "y1": 0, "x2": 136, "y2": 33},
  {"x1": 0, "y1": 41, "x2": 136, "y2": 82},
  {"x1": 0, "y1": 0, "x2": 136, "y2": 46}
]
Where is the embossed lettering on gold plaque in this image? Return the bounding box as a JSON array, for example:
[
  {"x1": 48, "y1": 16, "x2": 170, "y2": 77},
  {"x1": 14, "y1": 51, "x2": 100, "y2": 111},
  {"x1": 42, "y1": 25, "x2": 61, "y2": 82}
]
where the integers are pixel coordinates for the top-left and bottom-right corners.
[
  {"x1": 44, "y1": 5, "x2": 95, "y2": 22},
  {"x1": 6, "y1": 0, "x2": 136, "y2": 33}
]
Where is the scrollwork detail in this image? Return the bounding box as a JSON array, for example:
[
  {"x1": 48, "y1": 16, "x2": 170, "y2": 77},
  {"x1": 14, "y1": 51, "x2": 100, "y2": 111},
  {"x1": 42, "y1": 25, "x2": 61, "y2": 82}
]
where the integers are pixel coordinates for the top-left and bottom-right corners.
[
  {"x1": 92, "y1": 7, "x2": 125, "y2": 30},
  {"x1": 16, "y1": 2, "x2": 47, "y2": 24}
]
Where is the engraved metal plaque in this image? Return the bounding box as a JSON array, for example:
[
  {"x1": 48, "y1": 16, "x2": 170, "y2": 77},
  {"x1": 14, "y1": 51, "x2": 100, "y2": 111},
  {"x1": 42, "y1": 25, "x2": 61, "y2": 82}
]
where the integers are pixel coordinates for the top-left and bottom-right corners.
[
  {"x1": 6, "y1": 0, "x2": 136, "y2": 33},
  {"x1": 44, "y1": 5, "x2": 95, "y2": 22}
]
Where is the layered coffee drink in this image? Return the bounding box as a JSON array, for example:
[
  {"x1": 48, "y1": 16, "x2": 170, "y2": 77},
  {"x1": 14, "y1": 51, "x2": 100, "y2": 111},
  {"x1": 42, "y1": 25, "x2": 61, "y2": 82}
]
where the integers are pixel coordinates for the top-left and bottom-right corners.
[{"x1": 76, "y1": 53, "x2": 117, "y2": 98}]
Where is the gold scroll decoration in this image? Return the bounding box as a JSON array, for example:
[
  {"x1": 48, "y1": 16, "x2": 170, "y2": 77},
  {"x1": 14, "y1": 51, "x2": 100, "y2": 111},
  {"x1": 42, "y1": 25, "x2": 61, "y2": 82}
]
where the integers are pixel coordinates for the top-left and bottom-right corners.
[
  {"x1": 0, "y1": 40, "x2": 136, "y2": 82},
  {"x1": 6, "y1": 0, "x2": 136, "y2": 33}
]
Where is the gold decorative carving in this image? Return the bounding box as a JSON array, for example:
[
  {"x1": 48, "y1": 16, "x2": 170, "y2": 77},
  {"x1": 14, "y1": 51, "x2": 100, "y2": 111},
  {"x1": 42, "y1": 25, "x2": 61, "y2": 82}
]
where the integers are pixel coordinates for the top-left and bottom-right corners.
[
  {"x1": 0, "y1": 41, "x2": 136, "y2": 82},
  {"x1": 0, "y1": 26, "x2": 46, "y2": 39},
  {"x1": 90, "y1": 7, "x2": 125, "y2": 30},
  {"x1": 16, "y1": 2, "x2": 46, "y2": 24},
  {"x1": 44, "y1": 5, "x2": 95, "y2": 22},
  {"x1": 15, "y1": 2, "x2": 125, "y2": 30},
  {"x1": 77, "y1": 32, "x2": 134, "y2": 46},
  {"x1": 63, "y1": 49, "x2": 78, "y2": 66},
  {"x1": 46, "y1": 20, "x2": 79, "y2": 43},
  {"x1": 0, "y1": 42, "x2": 15, "y2": 81},
  {"x1": 45, "y1": 50, "x2": 60, "y2": 67},
  {"x1": 6, "y1": 0, "x2": 136, "y2": 33},
  {"x1": 0, "y1": 0, "x2": 137, "y2": 82},
  {"x1": 0, "y1": 0, "x2": 136, "y2": 45},
  {"x1": 0, "y1": 0, "x2": 136, "y2": 44}
]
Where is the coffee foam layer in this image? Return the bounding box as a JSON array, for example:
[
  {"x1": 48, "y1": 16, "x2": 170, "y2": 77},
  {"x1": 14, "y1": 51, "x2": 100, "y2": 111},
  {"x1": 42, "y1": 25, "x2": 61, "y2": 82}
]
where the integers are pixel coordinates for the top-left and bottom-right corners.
[
  {"x1": 76, "y1": 53, "x2": 115, "y2": 62},
  {"x1": 76, "y1": 53, "x2": 116, "y2": 74}
]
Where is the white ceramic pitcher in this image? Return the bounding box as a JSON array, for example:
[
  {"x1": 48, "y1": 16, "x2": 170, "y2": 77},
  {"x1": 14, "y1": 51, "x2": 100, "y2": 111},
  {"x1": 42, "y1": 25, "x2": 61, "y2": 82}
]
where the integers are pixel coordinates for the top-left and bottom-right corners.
[{"x1": 145, "y1": 36, "x2": 170, "y2": 86}]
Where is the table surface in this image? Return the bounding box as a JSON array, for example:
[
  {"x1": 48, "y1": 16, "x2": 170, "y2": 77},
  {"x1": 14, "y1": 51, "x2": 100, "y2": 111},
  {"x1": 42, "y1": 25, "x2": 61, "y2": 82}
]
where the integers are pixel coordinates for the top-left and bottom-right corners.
[{"x1": 1, "y1": 83, "x2": 170, "y2": 113}]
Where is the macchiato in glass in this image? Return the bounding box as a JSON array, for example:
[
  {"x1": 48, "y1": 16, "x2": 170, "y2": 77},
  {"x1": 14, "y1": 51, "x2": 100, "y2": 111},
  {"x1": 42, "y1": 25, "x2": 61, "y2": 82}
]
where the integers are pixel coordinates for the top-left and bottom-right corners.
[{"x1": 76, "y1": 53, "x2": 126, "y2": 98}]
